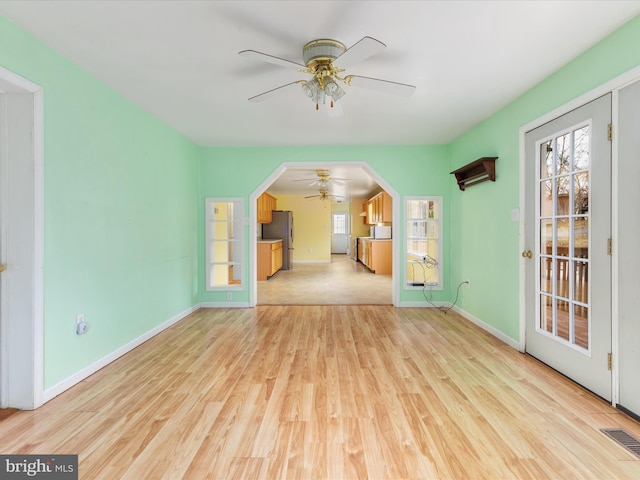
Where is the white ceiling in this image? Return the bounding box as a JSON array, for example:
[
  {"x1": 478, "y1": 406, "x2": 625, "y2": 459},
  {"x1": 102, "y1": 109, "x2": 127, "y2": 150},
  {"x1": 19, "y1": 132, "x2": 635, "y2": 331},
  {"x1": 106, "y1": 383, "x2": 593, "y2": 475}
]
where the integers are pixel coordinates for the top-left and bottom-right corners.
[{"x1": 1, "y1": 0, "x2": 639, "y2": 197}]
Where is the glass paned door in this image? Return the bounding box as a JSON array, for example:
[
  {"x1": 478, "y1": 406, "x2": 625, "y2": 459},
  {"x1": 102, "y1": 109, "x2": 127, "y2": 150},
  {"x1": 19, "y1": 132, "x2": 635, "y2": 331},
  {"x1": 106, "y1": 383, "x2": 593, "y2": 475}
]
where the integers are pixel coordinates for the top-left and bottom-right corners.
[
  {"x1": 538, "y1": 126, "x2": 590, "y2": 349},
  {"x1": 524, "y1": 94, "x2": 611, "y2": 401}
]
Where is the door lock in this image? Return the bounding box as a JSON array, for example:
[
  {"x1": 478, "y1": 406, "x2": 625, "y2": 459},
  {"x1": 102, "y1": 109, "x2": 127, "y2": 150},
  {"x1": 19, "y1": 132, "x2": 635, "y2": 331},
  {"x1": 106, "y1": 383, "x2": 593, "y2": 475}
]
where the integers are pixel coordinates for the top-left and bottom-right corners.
[{"x1": 521, "y1": 250, "x2": 533, "y2": 259}]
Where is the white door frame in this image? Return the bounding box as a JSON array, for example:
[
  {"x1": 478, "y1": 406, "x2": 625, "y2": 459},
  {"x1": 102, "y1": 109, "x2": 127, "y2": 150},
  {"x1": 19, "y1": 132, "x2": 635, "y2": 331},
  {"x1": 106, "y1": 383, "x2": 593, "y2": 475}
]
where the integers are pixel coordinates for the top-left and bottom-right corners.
[
  {"x1": 0, "y1": 66, "x2": 44, "y2": 410},
  {"x1": 519, "y1": 64, "x2": 640, "y2": 407}
]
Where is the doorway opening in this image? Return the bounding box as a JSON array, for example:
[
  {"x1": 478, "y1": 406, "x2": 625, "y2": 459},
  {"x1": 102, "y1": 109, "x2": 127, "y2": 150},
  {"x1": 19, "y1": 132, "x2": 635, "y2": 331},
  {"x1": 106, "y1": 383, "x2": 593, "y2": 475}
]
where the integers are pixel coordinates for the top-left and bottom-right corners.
[{"x1": 250, "y1": 161, "x2": 398, "y2": 307}]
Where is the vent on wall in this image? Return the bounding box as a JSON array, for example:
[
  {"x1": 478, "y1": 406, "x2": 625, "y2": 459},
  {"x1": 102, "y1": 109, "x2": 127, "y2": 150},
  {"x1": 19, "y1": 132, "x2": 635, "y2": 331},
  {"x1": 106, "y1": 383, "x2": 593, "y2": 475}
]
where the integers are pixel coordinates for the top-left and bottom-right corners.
[{"x1": 450, "y1": 157, "x2": 497, "y2": 191}]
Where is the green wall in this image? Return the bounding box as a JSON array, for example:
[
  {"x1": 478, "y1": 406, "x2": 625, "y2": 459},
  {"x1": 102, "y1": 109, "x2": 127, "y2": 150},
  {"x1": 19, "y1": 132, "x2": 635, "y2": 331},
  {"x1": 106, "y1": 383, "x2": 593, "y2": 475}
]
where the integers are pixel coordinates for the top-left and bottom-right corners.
[
  {"x1": 3, "y1": 10, "x2": 640, "y2": 392},
  {"x1": 0, "y1": 17, "x2": 201, "y2": 388},
  {"x1": 448, "y1": 14, "x2": 640, "y2": 341},
  {"x1": 198, "y1": 145, "x2": 451, "y2": 305}
]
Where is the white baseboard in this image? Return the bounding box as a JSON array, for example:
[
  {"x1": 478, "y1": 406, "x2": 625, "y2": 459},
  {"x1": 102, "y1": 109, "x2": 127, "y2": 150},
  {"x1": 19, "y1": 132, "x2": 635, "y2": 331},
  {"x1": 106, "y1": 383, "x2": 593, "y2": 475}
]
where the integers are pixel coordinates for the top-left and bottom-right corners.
[
  {"x1": 450, "y1": 306, "x2": 520, "y2": 350},
  {"x1": 42, "y1": 304, "x2": 200, "y2": 403},
  {"x1": 200, "y1": 301, "x2": 251, "y2": 308},
  {"x1": 397, "y1": 301, "x2": 450, "y2": 308}
]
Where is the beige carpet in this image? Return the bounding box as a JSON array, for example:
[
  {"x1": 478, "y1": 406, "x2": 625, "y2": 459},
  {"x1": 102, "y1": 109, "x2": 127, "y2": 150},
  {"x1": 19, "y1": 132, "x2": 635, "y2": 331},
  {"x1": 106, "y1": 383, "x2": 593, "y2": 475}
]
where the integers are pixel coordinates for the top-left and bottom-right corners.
[{"x1": 258, "y1": 254, "x2": 392, "y2": 305}]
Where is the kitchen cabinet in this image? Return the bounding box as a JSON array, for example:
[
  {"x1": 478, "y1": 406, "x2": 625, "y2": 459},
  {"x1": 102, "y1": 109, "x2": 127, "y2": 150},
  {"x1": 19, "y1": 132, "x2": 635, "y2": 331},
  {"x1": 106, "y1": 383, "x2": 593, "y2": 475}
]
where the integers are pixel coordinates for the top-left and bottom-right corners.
[
  {"x1": 257, "y1": 240, "x2": 283, "y2": 280},
  {"x1": 369, "y1": 240, "x2": 392, "y2": 274},
  {"x1": 367, "y1": 192, "x2": 392, "y2": 224},
  {"x1": 257, "y1": 192, "x2": 277, "y2": 224},
  {"x1": 365, "y1": 200, "x2": 373, "y2": 225},
  {"x1": 357, "y1": 237, "x2": 366, "y2": 263},
  {"x1": 357, "y1": 238, "x2": 391, "y2": 274}
]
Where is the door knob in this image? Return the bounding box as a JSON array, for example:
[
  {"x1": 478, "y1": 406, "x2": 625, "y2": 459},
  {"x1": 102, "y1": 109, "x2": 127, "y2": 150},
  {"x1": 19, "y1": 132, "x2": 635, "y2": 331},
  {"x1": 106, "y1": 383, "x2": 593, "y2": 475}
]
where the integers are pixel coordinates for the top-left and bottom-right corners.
[
  {"x1": 0, "y1": 264, "x2": 5, "y2": 272},
  {"x1": 521, "y1": 250, "x2": 533, "y2": 259}
]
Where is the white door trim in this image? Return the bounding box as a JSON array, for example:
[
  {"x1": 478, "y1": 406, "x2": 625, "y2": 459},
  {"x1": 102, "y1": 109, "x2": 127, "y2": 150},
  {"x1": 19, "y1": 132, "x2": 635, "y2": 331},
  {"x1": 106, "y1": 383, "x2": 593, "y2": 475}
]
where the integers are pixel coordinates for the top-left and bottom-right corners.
[
  {"x1": 519, "y1": 63, "x2": 640, "y2": 406},
  {"x1": 0, "y1": 66, "x2": 44, "y2": 410}
]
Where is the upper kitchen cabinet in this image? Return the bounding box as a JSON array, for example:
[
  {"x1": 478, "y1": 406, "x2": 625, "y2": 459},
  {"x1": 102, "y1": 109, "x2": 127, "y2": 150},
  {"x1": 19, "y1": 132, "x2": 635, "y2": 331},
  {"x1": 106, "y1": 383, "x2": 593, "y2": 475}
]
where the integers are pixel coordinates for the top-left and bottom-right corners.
[
  {"x1": 257, "y1": 192, "x2": 277, "y2": 224},
  {"x1": 368, "y1": 192, "x2": 392, "y2": 224}
]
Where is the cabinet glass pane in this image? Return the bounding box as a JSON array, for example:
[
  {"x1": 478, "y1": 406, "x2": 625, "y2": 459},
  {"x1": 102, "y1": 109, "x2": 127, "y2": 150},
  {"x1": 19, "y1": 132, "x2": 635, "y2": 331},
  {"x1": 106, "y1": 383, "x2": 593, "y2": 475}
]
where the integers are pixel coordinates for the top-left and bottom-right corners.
[{"x1": 206, "y1": 198, "x2": 244, "y2": 290}]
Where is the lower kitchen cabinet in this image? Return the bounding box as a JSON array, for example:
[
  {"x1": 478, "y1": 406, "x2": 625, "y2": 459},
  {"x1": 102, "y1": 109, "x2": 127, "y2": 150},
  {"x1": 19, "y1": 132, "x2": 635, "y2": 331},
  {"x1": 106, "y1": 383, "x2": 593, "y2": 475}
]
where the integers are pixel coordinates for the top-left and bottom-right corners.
[
  {"x1": 258, "y1": 240, "x2": 283, "y2": 280},
  {"x1": 357, "y1": 238, "x2": 392, "y2": 274},
  {"x1": 369, "y1": 240, "x2": 392, "y2": 274}
]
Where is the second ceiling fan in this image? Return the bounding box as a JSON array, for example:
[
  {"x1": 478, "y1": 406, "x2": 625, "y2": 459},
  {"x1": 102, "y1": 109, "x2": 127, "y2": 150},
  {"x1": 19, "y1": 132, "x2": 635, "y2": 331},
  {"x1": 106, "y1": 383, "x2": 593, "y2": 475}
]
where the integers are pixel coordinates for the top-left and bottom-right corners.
[{"x1": 239, "y1": 36, "x2": 416, "y2": 111}]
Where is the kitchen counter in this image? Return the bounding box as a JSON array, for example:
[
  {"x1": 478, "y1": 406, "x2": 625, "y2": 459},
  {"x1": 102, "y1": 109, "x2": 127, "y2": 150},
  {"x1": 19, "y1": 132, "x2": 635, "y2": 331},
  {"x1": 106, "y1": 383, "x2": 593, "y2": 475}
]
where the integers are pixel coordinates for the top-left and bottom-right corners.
[{"x1": 258, "y1": 239, "x2": 283, "y2": 244}]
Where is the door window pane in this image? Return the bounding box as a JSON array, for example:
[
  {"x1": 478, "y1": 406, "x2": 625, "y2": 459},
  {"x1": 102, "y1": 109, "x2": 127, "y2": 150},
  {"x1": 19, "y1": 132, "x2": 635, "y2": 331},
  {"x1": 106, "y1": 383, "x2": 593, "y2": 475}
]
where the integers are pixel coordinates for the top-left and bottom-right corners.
[
  {"x1": 333, "y1": 214, "x2": 346, "y2": 234},
  {"x1": 536, "y1": 123, "x2": 591, "y2": 350}
]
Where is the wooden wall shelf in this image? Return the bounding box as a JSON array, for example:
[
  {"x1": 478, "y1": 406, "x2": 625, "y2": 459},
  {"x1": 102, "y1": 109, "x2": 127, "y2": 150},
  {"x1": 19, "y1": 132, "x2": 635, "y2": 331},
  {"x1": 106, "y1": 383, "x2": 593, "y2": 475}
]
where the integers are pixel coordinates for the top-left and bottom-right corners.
[{"x1": 450, "y1": 157, "x2": 497, "y2": 191}]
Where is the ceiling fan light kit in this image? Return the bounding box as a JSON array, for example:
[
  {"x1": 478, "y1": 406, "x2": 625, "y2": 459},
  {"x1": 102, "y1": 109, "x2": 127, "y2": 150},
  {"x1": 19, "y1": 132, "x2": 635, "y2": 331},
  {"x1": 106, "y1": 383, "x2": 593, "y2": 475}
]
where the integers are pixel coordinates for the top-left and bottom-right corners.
[{"x1": 239, "y1": 36, "x2": 415, "y2": 112}]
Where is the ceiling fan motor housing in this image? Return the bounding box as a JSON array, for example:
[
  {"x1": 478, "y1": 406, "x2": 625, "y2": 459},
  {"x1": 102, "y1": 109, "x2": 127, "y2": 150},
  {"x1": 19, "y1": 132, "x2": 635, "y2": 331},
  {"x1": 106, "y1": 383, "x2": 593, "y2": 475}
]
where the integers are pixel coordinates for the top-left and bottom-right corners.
[{"x1": 302, "y1": 39, "x2": 346, "y2": 68}]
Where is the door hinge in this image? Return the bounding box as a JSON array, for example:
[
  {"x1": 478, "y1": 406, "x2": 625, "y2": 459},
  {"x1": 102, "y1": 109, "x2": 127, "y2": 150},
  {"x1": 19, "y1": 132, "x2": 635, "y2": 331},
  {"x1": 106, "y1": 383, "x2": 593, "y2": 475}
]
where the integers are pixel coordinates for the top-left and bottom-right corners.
[
  {"x1": 608, "y1": 123, "x2": 613, "y2": 141},
  {"x1": 607, "y1": 238, "x2": 612, "y2": 256},
  {"x1": 608, "y1": 353, "x2": 613, "y2": 371}
]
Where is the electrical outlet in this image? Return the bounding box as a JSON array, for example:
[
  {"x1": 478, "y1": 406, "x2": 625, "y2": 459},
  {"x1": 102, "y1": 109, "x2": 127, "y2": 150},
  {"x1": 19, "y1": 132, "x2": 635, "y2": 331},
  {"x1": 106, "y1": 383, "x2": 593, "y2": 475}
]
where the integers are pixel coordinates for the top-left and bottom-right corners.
[
  {"x1": 76, "y1": 313, "x2": 88, "y2": 335},
  {"x1": 226, "y1": 292, "x2": 233, "y2": 301}
]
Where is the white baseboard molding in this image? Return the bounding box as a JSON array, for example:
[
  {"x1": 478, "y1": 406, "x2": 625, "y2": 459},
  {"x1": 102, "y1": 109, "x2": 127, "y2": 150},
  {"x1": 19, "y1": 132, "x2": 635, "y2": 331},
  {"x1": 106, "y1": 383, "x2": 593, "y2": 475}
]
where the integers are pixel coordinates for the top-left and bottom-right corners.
[
  {"x1": 200, "y1": 301, "x2": 251, "y2": 308},
  {"x1": 450, "y1": 306, "x2": 520, "y2": 350},
  {"x1": 397, "y1": 301, "x2": 450, "y2": 308},
  {"x1": 42, "y1": 304, "x2": 200, "y2": 403}
]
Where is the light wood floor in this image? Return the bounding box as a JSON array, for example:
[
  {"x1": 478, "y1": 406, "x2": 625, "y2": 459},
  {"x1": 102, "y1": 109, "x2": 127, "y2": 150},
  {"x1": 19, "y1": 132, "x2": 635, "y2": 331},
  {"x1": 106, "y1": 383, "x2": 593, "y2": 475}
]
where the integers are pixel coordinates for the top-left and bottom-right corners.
[
  {"x1": 2, "y1": 306, "x2": 640, "y2": 479},
  {"x1": 258, "y1": 254, "x2": 392, "y2": 305}
]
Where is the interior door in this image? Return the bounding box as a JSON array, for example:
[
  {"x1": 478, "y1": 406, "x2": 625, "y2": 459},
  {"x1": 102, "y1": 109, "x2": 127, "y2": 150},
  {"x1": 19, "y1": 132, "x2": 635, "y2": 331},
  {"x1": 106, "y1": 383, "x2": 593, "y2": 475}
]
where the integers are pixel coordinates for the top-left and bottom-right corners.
[
  {"x1": 331, "y1": 211, "x2": 348, "y2": 254},
  {"x1": 524, "y1": 94, "x2": 612, "y2": 401}
]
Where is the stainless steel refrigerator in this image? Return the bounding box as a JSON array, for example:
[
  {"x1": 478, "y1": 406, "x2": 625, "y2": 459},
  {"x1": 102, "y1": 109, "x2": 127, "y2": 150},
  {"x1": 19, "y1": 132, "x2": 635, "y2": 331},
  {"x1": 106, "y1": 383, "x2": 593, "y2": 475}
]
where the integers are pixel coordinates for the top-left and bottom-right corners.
[{"x1": 262, "y1": 210, "x2": 294, "y2": 270}]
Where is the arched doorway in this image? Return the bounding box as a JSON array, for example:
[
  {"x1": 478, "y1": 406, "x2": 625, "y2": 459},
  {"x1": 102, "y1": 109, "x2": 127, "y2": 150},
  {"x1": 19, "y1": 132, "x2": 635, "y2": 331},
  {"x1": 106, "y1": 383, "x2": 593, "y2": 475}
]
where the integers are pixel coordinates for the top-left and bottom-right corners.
[{"x1": 249, "y1": 161, "x2": 399, "y2": 307}]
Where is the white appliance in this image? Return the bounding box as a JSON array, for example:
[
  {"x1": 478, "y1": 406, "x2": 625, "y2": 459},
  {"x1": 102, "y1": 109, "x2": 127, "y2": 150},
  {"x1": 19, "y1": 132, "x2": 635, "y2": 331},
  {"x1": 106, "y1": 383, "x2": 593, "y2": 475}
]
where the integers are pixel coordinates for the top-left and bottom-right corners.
[{"x1": 370, "y1": 226, "x2": 391, "y2": 239}]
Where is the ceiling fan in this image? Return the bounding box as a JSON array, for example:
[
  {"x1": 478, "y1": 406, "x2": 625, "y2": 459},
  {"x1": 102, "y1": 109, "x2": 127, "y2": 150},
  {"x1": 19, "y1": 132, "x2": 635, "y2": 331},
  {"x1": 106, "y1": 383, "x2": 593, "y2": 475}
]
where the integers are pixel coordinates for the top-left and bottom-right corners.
[
  {"x1": 305, "y1": 187, "x2": 346, "y2": 202},
  {"x1": 293, "y1": 169, "x2": 351, "y2": 187},
  {"x1": 238, "y1": 36, "x2": 416, "y2": 110}
]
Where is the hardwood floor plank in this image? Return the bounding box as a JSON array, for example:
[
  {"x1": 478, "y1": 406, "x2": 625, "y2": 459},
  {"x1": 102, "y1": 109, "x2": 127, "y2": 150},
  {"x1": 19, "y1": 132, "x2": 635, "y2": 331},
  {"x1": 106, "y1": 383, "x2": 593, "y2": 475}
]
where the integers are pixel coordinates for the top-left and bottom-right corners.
[{"x1": 1, "y1": 305, "x2": 640, "y2": 479}]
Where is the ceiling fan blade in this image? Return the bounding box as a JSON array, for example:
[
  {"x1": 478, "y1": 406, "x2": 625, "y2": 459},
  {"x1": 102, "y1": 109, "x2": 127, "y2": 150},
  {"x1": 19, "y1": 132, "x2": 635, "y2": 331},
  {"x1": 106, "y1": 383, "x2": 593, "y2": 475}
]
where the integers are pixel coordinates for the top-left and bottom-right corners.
[
  {"x1": 238, "y1": 50, "x2": 304, "y2": 69},
  {"x1": 333, "y1": 36, "x2": 386, "y2": 69},
  {"x1": 346, "y1": 75, "x2": 416, "y2": 97},
  {"x1": 248, "y1": 81, "x2": 304, "y2": 102}
]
